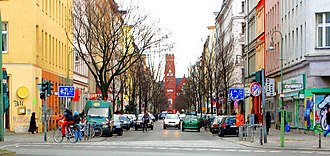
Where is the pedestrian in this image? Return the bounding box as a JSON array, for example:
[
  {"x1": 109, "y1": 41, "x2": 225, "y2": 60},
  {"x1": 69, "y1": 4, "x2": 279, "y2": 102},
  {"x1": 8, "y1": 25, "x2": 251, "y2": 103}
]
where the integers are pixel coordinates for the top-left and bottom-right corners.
[
  {"x1": 324, "y1": 107, "x2": 330, "y2": 137},
  {"x1": 266, "y1": 111, "x2": 271, "y2": 135},
  {"x1": 28, "y1": 112, "x2": 37, "y2": 134},
  {"x1": 73, "y1": 111, "x2": 82, "y2": 141}
]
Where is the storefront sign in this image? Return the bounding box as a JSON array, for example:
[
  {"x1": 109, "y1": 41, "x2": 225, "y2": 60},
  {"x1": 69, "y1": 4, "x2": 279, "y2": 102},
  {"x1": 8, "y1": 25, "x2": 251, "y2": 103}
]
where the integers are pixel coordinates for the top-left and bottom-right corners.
[{"x1": 278, "y1": 75, "x2": 304, "y2": 94}]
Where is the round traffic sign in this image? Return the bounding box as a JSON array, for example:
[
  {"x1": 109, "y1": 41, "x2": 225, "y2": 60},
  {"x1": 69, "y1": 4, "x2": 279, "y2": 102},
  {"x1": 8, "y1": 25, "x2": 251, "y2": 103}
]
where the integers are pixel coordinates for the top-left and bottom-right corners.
[{"x1": 250, "y1": 82, "x2": 261, "y2": 96}]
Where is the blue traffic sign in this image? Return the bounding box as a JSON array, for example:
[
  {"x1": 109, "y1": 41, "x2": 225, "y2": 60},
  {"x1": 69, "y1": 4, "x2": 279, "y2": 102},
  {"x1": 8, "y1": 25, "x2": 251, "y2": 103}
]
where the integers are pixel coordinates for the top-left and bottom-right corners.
[
  {"x1": 229, "y1": 88, "x2": 244, "y2": 100},
  {"x1": 58, "y1": 86, "x2": 75, "y2": 97}
]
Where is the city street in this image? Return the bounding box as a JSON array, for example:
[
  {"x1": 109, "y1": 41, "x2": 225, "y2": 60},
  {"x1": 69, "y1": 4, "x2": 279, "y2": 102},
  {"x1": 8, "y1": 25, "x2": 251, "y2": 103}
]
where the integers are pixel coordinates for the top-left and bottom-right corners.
[{"x1": 1, "y1": 121, "x2": 330, "y2": 156}]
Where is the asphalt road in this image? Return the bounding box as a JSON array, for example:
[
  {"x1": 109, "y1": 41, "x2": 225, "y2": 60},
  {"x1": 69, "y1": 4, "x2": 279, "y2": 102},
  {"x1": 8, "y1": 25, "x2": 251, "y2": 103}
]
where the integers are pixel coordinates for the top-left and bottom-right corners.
[{"x1": 2, "y1": 121, "x2": 330, "y2": 156}]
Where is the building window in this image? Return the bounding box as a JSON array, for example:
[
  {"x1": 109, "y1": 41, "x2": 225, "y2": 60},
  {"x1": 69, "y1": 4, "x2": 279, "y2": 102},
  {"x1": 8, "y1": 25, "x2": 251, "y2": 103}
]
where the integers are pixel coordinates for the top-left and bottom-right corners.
[
  {"x1": 316, "y1": 13, "x2": 330, "y2": 48},
  {"x1": 2, "y1": 23, "x2": 8, "y2": 53}
]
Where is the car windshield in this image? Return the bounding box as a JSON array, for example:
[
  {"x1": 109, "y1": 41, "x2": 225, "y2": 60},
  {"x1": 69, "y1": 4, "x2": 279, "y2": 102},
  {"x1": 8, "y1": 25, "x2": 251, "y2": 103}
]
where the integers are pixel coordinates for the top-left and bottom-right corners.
[
  {"x1": 226, "y1": 117, "x2": 236, "y2": 124},
  {"x1": 185, "y1": 115, "x2": 198, "y2": 121},
  {"x1": 165, "y1": 114, "x2": 179, "y2": 119},
  {"x1": 87, "y1": 108, "x2": 108, "y2": 117},
  {"x1": 137, "y1": 114, "x2": 144, "y2": 120},
  {"x1": 119, "y1": 116, "x2": 127, "y2": 121}
]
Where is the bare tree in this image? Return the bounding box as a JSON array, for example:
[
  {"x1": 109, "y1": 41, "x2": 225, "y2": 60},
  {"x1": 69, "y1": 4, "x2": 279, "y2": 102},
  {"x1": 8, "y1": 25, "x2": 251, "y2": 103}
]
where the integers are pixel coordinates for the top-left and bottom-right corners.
[
  {"x1": 214, "y1": 32, "x2": 235, "y2": 115},
  {"x1": 70, "y1": 0, "x2": 168, "y2": 100}
]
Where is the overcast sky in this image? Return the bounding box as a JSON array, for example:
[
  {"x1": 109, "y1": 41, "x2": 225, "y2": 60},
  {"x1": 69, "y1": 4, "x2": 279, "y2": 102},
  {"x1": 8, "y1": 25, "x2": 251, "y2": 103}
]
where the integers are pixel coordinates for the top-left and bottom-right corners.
[{"x1": 117, "y1": 0, "x2": 221, "y2": 78}]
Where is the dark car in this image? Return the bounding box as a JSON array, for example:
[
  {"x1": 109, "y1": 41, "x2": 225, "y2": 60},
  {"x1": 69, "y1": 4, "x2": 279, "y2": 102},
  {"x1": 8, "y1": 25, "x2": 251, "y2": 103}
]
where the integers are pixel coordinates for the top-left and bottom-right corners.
[
  {"x1": 112, "y1": 115, "x2": 124, "y2": 136},
  {"x1": 134, "y1": 114, "x2": 154, "y2": 131},
  {"x1": 218, "y1": 116, "x2": 238, "y2": 137},
  {"x1": 119, "y1": 115, "x2": 130, "y2": 130},
  {"x1": 210, "y1": 116, "x2": 225, "y2": 134}
]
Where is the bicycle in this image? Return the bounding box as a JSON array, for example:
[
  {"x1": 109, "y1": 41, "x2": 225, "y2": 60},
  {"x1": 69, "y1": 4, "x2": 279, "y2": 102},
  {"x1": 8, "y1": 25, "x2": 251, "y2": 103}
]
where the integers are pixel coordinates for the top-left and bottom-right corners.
[
  {"x1": 81, "y1": 121, "x2": 103, "y2": 139},
  {"x1": 53, "y1": 120, "x2": 77, "y2": 143}
]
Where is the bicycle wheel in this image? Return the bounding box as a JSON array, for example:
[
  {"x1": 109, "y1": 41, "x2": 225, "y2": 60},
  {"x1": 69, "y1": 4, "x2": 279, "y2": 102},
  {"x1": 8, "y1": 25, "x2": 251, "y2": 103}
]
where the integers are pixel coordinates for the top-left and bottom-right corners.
[
  {"x1": 93, "y1": 127, "x2": 103, "y2": 137},
  {"x1": 84, "y1": 126, "x2": 95, "y2": 139},
  {"x1": 53, "y1": 127, "x2": 63, "y2": 143},
  {"x1": 68, "y1": 127, "x2": 78, "y2": 143}
]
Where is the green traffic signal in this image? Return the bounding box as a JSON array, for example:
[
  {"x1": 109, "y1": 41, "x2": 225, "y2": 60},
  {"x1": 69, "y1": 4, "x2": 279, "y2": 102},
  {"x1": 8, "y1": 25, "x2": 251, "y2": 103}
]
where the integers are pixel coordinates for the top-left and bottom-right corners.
[{"x1": 251, "y1": 70, "x2": 262, "y2": 85}]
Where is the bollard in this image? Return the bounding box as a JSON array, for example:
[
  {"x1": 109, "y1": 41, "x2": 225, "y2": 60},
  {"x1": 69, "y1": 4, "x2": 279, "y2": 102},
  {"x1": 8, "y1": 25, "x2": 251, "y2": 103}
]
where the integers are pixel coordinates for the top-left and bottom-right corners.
[
  {"x1": 319, "y1": 130, "x2": 322, "y2": 148},
  {"x1": 260, "y1": 127, "x2": 263, "y2": 145}
]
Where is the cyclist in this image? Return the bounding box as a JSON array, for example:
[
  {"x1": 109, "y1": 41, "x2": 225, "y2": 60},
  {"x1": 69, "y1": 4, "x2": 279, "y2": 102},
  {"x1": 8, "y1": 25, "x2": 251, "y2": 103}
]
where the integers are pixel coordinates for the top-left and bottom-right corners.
[
  {"x1": 59, "y1": 108, "x2": 75, "y2": 137},
  {"x1": 73, "y1": 111, "x2": 82, "y2": 141},
  {"x1": 142, "y1": 111, "x2": 150, "y2": 132}
]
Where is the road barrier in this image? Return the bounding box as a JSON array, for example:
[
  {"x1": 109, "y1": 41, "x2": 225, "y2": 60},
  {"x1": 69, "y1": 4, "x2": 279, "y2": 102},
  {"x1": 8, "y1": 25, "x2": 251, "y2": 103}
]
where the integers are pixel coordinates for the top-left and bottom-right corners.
[{"x1": 239, "y1": 124, "x2": 263, "y2": 145}]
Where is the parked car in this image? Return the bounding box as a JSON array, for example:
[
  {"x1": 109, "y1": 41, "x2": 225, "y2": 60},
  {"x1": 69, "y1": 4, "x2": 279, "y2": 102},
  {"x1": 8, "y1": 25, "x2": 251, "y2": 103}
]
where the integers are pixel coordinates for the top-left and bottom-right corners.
[
  {"x1": 218, "y1": 116, "x2": 238, "y2": 137},
  {"x1": 182, "y1": 114, "x2": 200, "y2": 132},
  {"x1": 163, "y1": 114, "x2": 181, "y2": 129},
  {"x1": 210, "y1": 116, "x2": 226, "y2": 134},
  {"x1": 159, "y1": 111, "x2": 168, "y2": 120},
  {"x1": 119, "y1": 115, "x2": 130, "y2": 130},
  {"x1": 134, "y1": 114, "x2": 154, "y2": 131},
  {"x1": 112, "y1": 115, "x2": 124, "y2": 136}
]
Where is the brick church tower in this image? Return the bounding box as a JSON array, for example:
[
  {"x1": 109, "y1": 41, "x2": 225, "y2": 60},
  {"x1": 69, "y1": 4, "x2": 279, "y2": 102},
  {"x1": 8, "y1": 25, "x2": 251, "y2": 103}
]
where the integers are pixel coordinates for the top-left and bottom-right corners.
[{"x1": 164, "y1": 54, "x2": 176, "y2": 113}]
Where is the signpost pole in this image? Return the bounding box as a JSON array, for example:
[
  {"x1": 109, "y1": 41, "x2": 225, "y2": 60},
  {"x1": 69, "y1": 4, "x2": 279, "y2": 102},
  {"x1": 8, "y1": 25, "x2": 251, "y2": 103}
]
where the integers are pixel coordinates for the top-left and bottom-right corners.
[
  {"x1": 43, "y1": 88, "x2": 47, "y2": 142},
  {"x1": 261, "y1": 69, "x2": 267, "y2": 143}
]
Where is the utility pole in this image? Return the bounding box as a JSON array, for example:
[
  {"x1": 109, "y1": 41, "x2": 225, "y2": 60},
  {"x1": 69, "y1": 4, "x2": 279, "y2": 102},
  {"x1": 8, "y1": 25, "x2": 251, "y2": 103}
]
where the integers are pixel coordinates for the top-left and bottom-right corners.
[{"x1": 0, "y1": 11, "x2": 4, "y2": 142}]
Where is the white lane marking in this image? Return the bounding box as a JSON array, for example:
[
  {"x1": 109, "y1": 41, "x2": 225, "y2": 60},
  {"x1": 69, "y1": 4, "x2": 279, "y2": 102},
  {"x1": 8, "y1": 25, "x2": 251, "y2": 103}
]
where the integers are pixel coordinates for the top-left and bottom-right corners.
[
  {"x1": 317, "y1": 152, "x2": 330, "y2": 155},
  {"x1": 195, "y1": 148, "x2": 208, "y2": 151},
  {"x1": 239, "y1": 150, "x2": 252, "y2": 152},
  {"x1": 144, "y1": 147, "x2": 155, "y2": 149},
  {"x1": 168, "y1": 147, "x2": 180, "y2": 150},
  {"x1": 210, "y1": 149, "x2": 223, "y2": 151},
  {"x1": 269, "y1": 151, "x2": 281, "y2": 153},
  {"x1": 224, "y1": 149, "x2": 237, "y2": 152},
  {"x1": 299, "y1": 151, "x2": 313, "y2": 154},
  {"x1": 254, "y1": 150, "x2": 266, "y2": 153},
  {"x1": 156, "y1": 147, "x2": 168, "y2": 150},
  {"x1": 131, "y1": 146, "x2": 143, "y2": 149},
  {"x1": 182, "y1": 148, "x2": 194, "y2": 151}
]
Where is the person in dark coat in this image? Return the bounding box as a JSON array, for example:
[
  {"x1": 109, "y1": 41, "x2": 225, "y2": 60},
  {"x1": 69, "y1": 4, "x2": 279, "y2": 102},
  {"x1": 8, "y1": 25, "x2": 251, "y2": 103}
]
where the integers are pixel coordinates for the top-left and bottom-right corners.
[
  {"x1": 266, "y1": 111, "x2": 271, "y2": 135},
  {"x1": 28, "y1": 112, "x2": 37, "y2": 134}
]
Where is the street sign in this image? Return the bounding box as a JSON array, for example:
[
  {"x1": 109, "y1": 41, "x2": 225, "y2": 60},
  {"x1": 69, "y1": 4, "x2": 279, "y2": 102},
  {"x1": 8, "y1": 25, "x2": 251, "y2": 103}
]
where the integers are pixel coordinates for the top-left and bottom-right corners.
[
  {"x1": 58, "y1": 86, "x2": 75, "y2": 97},
  {"x1": 284, "y1": 83, "x2": 303, "y2": 90},
  {"x1": 250, "y1": 82, "x2": 261, "y2": 96},
  {"x1": 229, "y1": 88, "x2": 244, "y2": 100},
  {"x1": 266, "y1": 78, "x2": 275, "y2": 97}
]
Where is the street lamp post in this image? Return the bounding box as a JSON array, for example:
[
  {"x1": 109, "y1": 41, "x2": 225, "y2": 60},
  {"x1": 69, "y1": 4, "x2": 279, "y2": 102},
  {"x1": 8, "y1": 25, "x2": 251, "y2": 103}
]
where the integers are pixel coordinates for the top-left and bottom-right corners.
[{"x1": 269, "y1": 30, "x2": 284, "y2": 147}]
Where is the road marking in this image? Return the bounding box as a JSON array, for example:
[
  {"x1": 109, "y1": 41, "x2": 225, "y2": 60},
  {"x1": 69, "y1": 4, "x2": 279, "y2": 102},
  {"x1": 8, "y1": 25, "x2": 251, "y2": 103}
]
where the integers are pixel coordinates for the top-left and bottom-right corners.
[
  {"x1": 299, "y1": 151, "x2": 313, "y2": 154},
  {"x1": 195, "y1": 148, "x2": 208, "y2": 151},
  {"x1": 238, "y1": 150, "x2": 252, "y2": 152},
  {"x1": 210, "y1": 149, "x2": 223, "y2": 151},
  {"x1": 317, "y1": 152, "x2": 330, "y2": 155},
  {"x1": 144, "y1": 147, "x2": 155, "y2": 149},
  {"x1": 156, "y1": 147, "x2": 168, "y2": 150},
  {"x1": 182, "y1": 148, "x2": 194, "y2": 151},
  {"x1": 253, "y1": 150, "x2": 266, "y2": 153},
  {"x1": 224, "y1": 149, "x2": 237, "y2": 152},
  {"x1": 268, "y1": 151, "x2": 281, "y2": 153}
]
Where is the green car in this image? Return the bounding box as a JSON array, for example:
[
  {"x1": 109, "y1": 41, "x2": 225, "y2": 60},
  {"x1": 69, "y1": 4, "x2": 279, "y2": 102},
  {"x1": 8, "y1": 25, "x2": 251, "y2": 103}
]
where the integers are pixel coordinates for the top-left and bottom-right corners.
[{"x1": 182, "y1": 115, "x2": 200, "y2": 132}]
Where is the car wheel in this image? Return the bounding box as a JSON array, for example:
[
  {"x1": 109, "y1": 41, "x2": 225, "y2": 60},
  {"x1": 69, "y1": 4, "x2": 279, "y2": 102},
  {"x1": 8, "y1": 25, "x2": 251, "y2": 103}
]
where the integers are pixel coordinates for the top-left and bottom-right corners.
[
  {"x1": 135, "y1": 127, "x2": 138, "y2": 131},
  {"x1": 126, "y1": 126, "x2": 130, "y2": 131},
  {"x1": 118, "y1": 128, "x2": 123, "y2": 136},
  {"x1": 151, "y1": 125, "x2": 154, "y2": 130},
  {"x1": 178, "y1": 125, "x2": 180, "y2": 130}
]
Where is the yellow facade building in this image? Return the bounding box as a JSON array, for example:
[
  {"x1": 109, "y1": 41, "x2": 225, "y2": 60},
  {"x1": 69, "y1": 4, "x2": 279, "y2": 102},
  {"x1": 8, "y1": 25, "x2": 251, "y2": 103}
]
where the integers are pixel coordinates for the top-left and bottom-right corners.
[{"x1": 0, "y1": 0, "x2": 73, "y2": 132}]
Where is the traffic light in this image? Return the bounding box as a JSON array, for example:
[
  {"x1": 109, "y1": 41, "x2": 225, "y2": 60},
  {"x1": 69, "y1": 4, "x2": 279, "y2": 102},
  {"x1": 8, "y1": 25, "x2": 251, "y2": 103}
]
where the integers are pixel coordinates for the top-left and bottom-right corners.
[
  {"x1": 47, "y1": 81, "x2": 54, "y2": 97},
  {"x1": 38, "y1": 81, "x2": 48, "y2": 99},
  {"x1": 251, "y1": 70, "x2": 262, "y2": 85}
]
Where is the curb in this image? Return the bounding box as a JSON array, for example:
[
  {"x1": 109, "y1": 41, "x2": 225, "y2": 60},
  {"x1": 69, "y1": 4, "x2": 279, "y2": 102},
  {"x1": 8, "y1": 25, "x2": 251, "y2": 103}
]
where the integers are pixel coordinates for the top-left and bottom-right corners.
[
  {"x1": 220, "y1": 138, "x2": 330, "y2": 152},
  {"x1": 0, "y1": 150, "x2": 16, "y2": 156}
]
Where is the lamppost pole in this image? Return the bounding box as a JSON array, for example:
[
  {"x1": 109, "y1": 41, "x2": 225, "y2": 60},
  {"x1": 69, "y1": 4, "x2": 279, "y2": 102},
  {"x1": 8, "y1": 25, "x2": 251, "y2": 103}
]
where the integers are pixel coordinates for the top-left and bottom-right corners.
[{"x1": 270, "y1": 30, "x2": 284, "y2": 147}]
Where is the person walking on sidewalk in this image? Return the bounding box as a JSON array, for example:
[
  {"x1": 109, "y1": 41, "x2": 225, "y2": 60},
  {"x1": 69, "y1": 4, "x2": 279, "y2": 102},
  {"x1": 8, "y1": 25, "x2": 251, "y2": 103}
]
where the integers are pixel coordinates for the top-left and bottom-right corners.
[
  {"x1": 324, "y1": 107, "x2": 330, "y2": 137},
  {"x1": 266, "y1": 111, "x2": 271, "y2": 135},
  {"x1": 28, "y1": 112, "x2": 37, "y2": 134}
]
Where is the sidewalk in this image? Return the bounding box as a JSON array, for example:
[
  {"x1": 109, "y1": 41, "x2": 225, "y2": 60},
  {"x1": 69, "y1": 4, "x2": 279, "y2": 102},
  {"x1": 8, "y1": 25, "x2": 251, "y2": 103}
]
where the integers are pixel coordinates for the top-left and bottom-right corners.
[
  {"x1": 0, "y1": 131, "x2": 106, "y2": 146},
  {"x1": 222, "y1": 128, "x2": 330, "y2": 151}
]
